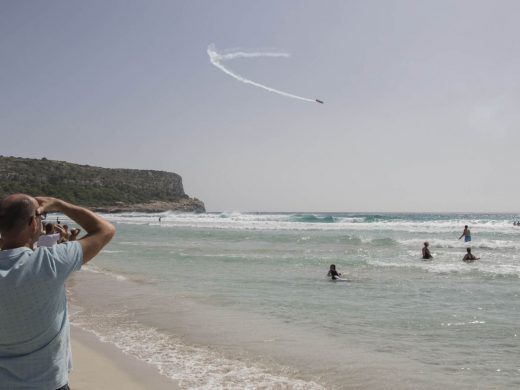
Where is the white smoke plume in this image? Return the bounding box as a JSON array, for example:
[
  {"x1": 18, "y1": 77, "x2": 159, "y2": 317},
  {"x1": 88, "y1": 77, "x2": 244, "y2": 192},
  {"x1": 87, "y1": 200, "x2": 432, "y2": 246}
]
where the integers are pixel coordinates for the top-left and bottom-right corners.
[{"x1": 207, "y1": 44, "x2": 316, "y2": 103}]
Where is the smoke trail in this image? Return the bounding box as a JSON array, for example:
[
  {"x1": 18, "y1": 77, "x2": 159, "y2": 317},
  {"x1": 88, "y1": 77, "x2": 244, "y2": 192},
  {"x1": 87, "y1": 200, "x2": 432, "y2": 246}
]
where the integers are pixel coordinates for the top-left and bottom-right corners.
[
  {"x1": 216, "y1": 51, "x2": 290, "y2": 61},
  {"x1": 207, "y1": 44, "x2": 315, "y2": 103}
]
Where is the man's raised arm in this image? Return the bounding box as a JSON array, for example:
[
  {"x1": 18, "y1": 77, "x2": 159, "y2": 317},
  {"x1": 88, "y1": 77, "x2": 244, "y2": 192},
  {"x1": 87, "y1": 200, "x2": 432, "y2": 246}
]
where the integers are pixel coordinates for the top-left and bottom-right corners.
[{"x1": 36, "y1": 197, "x2": 115, "y2": 263}]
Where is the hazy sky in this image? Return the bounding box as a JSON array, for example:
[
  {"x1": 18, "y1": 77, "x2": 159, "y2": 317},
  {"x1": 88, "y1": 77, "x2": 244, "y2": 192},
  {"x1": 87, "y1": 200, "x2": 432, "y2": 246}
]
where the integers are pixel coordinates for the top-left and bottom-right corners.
[{"x1": 1, "y1": 1, "x2": 519, "y2": 212}]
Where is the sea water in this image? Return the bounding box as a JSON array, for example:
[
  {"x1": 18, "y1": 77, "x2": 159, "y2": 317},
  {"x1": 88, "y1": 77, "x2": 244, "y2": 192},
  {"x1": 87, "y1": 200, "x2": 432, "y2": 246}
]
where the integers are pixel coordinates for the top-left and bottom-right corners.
[{"x1": 68, "y1": 212, "x2": 520, "y2": 389}]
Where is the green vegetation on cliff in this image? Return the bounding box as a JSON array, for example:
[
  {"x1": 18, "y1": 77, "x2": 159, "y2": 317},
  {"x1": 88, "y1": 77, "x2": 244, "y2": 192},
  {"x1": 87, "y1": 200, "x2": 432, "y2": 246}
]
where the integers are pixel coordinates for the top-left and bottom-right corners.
[{"x1": 0, "y1": 156, "x2": 204, "y2": 212}]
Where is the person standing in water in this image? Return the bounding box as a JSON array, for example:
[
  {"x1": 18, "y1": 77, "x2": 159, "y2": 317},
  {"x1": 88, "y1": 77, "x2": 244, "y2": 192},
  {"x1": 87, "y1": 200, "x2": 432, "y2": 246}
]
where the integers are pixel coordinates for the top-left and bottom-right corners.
[
  {"x1": 422, "y1": 242, "x2": 433, "y2": 259},
  {"x1": 327, "y1": 264, "x2": 342, "y2": 280},
  {"x1": 459, "y1": 225, "x2": 471, "y2": 242}
]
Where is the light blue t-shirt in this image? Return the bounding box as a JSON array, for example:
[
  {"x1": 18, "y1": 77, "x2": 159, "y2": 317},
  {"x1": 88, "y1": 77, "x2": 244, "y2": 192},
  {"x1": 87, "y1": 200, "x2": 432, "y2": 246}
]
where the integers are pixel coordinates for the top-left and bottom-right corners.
[{"x1": 0, "y1": 241, "x2": 82, "y2": 390}]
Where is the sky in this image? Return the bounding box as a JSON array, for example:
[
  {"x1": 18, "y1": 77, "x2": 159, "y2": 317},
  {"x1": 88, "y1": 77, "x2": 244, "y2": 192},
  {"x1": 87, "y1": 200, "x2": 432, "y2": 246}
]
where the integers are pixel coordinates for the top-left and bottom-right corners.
[{"x1": 1, "y1": 0, "x2": 519, "y2": 212}]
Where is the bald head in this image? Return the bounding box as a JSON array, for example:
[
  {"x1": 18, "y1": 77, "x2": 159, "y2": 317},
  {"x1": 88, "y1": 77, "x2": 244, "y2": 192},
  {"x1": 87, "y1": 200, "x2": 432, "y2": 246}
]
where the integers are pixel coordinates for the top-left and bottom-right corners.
[{"x1": 0, "y1": 194, "x2": 37, "y2": 236}]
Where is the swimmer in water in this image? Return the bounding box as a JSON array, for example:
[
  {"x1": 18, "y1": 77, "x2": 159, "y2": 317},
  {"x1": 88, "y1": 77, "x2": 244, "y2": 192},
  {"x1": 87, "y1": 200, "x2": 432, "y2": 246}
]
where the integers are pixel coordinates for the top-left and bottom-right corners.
[
  {"x1": 422, "y1": 242, "x2": 433, "y2": 260},
  {"x1": 462, "y1": 247, "x2": 480, "y2": 262},
  {"x1": 327, "y1": 264, "x2": 342, "y2": 280}
]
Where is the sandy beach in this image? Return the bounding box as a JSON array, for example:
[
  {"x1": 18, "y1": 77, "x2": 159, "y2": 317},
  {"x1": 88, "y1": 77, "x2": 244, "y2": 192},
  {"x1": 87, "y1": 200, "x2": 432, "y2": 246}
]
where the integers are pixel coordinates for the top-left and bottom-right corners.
[{"x1": 69, "y1": 327, "x2": 179, "y2": 390}]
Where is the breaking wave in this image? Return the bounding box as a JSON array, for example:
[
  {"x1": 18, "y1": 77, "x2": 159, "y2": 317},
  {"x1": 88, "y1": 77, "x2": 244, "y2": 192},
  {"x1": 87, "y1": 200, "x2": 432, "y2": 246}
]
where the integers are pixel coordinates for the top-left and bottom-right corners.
[{"x1": 98, "y1": 212, "x2": 520, "y2": 234}]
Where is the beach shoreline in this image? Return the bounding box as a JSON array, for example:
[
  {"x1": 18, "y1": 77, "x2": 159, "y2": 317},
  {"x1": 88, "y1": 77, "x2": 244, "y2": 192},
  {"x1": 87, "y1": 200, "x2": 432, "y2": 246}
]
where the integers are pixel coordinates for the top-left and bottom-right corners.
[
  {"x1": 69, "y1": 326, "x2": 179, "y2": 390},
  {"x1": 66, "y1": 211, "x2": 520, "y2": 389}
]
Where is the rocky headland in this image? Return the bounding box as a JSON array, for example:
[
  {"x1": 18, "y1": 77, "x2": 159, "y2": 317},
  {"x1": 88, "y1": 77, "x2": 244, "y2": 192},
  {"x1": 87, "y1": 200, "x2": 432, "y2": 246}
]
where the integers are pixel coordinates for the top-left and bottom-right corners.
[{"x1": 0, "y1": 156, "x2": 205, "y2": 213}]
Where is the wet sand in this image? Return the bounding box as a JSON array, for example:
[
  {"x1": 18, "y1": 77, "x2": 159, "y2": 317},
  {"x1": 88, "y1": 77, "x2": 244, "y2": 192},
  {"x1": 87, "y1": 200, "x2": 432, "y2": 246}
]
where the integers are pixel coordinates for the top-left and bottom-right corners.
[{"x1": 69, "y1": 326, "x2": 179, "y2": 390}]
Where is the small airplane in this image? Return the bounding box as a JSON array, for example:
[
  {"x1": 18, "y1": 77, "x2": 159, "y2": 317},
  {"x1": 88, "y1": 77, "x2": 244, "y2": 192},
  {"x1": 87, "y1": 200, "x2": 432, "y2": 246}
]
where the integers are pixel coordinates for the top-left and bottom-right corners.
[{"x1": 315, "y1": 99, "x2": 324, "y2": 104}]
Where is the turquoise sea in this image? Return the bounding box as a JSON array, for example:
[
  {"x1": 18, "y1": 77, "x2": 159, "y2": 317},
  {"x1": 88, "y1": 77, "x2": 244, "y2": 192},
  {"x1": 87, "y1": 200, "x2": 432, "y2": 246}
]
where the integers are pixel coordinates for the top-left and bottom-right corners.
[{"x1": 68, "y1": 212, "x2": 520, "y2": 389}]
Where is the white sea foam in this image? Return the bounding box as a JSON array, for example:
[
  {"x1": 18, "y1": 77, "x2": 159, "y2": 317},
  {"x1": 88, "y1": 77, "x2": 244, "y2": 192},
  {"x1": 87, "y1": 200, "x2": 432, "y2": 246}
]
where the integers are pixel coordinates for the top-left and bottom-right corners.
[
  {"x1": 101, "y1": 212, "x2": 520, "y2": 234},
  {"x1": 398, "y1": 238, "x2": 520, "y2": 250},
  {"x1": 82, "y1": 264, "x2": 128, "y2": 281},
  {"x1": 71, "y1": 313, "x2": 324, "y2": 389},
  {"x1": 441, "y1": 320, "x2": 486, "y2": 327},
  {"x1": 367, "y1": 258, "x2": 520, "y2": 278}
]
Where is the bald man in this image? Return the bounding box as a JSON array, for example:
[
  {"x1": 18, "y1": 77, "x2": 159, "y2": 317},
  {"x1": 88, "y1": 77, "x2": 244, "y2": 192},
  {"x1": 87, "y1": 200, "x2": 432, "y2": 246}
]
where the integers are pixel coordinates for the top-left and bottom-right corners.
[{"x1": 0, "y1": 195, "x2": 115, "y2": 389}]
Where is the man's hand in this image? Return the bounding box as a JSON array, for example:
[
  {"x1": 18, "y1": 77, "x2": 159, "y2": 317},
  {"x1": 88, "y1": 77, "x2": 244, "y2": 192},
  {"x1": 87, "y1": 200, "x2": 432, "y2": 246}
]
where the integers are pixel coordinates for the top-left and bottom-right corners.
[
  {"x1": 35, "y1": 196, "x2": 115, "y2": 263},
  {"x1": 53, "y1": 224, "x2": 67, "y2": 238},
  {"x1": 35, "y1": 197, "x2": 64, "y2": 214}
]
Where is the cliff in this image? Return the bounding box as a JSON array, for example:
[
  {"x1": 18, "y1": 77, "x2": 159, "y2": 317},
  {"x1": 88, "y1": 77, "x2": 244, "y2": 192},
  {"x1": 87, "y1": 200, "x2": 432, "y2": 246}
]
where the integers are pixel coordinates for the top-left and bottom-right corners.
[{"x1": 0, "y1": 156, "x2": 205, "y2": 213}]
